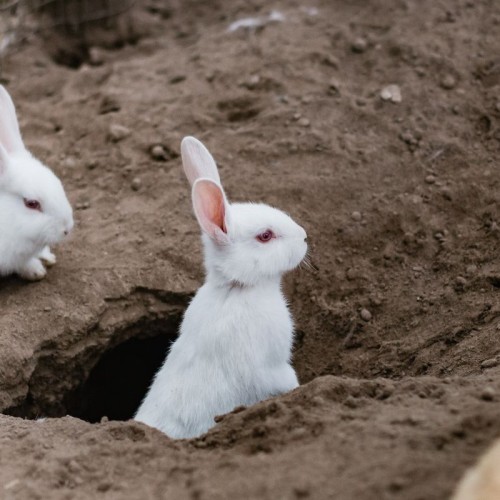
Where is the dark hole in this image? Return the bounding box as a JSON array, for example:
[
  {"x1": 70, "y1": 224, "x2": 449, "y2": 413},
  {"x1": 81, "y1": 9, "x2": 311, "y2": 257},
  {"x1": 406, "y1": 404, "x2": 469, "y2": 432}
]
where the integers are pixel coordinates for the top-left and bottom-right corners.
[{"x1": 65, "y1": 334, "x2": 172, "y2": 423}]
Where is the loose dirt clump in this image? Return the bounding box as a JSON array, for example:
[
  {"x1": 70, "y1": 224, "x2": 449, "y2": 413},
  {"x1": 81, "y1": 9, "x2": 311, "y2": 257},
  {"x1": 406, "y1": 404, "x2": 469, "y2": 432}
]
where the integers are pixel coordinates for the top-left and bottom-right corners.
[{"x1": 0, "y1": 0, "x2": 499, "y2": 498}]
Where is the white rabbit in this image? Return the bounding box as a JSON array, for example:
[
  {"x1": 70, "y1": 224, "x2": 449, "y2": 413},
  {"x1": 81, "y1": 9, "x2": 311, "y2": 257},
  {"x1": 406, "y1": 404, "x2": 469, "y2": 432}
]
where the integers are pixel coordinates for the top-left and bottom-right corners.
[
  {"x1": 0, "y1": 85, "x2": 73, "y2": 281},
  {"x1": 135, "y1": 136, "x2": 307, "y2": 438}
]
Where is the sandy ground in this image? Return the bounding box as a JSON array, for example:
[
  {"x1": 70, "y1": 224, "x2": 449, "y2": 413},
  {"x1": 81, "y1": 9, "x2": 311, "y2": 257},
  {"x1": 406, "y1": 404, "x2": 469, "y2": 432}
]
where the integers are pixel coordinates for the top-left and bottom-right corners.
[{"x1": 0, "y1": 0, "x2": 499, "y2": 498}]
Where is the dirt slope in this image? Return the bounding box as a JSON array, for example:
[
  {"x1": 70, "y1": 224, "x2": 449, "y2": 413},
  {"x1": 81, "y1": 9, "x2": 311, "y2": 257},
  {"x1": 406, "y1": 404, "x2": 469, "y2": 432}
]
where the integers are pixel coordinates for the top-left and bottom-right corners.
[{"x1": 0, "y1": 0, "x2": 499, "y2": 498}]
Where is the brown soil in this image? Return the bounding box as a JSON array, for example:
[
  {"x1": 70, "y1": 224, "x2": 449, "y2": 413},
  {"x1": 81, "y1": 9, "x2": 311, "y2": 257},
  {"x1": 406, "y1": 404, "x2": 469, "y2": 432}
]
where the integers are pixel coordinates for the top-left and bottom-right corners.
[{"x1": 1, "y1": 0, "x2": 499, "y2": 498}]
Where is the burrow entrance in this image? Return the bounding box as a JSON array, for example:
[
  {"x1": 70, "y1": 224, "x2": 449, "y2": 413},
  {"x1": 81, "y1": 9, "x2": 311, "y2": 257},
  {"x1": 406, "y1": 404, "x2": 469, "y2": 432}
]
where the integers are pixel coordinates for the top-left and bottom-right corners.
[
  {"x1": 4, "y1": 298, "x2": 187, "y2": 423},
  {"x1": 66, "y1": 334, "x2": 172, "y2": 422}
]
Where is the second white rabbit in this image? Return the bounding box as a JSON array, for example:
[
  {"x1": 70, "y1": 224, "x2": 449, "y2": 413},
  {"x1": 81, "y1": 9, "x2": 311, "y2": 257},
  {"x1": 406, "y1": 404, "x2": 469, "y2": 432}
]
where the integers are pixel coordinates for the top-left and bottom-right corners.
[
  {"x1": 135, "y1": 136, "x2": 307, "y2": 438},
  {"x1": 0, "y1": 85, "x2": 73, "y2": 281}
]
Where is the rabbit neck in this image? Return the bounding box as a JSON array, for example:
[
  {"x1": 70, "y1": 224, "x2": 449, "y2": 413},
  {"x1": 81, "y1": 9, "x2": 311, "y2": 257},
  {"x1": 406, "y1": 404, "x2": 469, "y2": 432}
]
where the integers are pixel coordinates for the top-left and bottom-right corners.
[{"x1": 205, "y1": 267, "x2": 282, "y2": 292}]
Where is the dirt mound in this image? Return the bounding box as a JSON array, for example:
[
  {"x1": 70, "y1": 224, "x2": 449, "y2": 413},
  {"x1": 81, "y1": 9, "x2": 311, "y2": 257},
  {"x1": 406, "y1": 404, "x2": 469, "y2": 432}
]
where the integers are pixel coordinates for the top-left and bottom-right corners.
[{"x1": 0, "y1": 0, "x2": 499, "y2": 498}]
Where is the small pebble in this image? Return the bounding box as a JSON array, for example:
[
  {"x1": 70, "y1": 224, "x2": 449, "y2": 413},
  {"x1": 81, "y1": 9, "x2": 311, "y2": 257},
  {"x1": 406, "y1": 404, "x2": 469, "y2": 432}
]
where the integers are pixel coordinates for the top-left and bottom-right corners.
[
  {"x1": 425, "y1": 174, "x2": 436, "y2": 184},
  {"x1": 380, "y1": 84, "x2": 402, "y2": 103},
  {"x1": 441, "y1": 74, "x2": 457, "y2": 90},
  {"x1": 131, "y1": 178, "x2": 142, "y2": 191},
  {"x1": 400, "y1": 130, "x2": 417, "y2": 145},
  {"x1": 298, "y1": 117, "x2": 310, "y2": 127},
  {"x1": 86, "y1": 159, "x2": 98, "y2": 170},
  {"x1": 75, "y1": 201, "x2": 90, "y2": 210},
  {"x1": 465, "y1": 264, "x2": 477, "y2": 276},
  {"x1": 88, "y1": 47, "x2": 105, "y2": 66},
  {"x1": 360, "y1": 308, "x2": 372, "y2": 321},
  {"x1": 329, "y1": 78, "x2": 341, "y2": 93},
  {"x1": 440, "y1": 186, "x2": 452, "y2": 200},
  {"x1": 480, "y1": 386, "x2": 496, "y2": 401},
  {"x1": 454, "y1": 276, "x2": 467, "y2": 290},
  {"x1": 351, "y1": 37, "x2": 368, "y2": 53},
  {"x1": 150, "y1": 145, "x2": 168, "y2": 161},
  {"x1": 351, "y1": 211, "x2": 362, "y2": 221},
  {"x1": 62, "y1": 157, "x2": 77, "y2": 169},
  {"x1": 481, "y1": 358, "x2": 499, "y2": 369},
  {"x1": 108, "y1": 124, "x2": 131, "y2": 143},
  {"x1": 244, "y1": 74, "x2": 261, "y2": 89}
]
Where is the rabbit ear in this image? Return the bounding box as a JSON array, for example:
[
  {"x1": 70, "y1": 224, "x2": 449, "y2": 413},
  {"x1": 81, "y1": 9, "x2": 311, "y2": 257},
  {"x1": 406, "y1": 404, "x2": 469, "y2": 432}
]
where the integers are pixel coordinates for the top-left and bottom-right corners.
[
  {"x1": 181, "y1": 136, "x2": 221, "y2": 186},
  {"x1": 0, "y1": 143, "x2": 9, "y2": 175},
  {"x1": 192, "y1": 178, "x2": 231, "y2": 244},
  {"x1": 0, "y1": 85, "x2": 25, "y2": 154}
]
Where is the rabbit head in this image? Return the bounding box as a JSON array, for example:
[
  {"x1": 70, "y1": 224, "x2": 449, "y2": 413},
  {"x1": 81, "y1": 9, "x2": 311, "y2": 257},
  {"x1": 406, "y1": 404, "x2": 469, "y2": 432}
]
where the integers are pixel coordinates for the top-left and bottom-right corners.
[
  {"x1": 181, "y1": 136, "x2": 307, "y2": 287},
  {"x1": 0, "y1": 85, "x2": 74, "y2": 247}
]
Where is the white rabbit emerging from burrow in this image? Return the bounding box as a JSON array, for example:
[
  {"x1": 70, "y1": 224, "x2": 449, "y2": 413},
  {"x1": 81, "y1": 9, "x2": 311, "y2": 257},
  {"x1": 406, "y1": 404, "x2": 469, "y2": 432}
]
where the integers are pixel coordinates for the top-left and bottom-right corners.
[
  {"x1": 135, "y1": 136, "x2": 307, "y2": 439},
  {"x1": 0, "y1": 85, "x2": 73, "y2": 281}
]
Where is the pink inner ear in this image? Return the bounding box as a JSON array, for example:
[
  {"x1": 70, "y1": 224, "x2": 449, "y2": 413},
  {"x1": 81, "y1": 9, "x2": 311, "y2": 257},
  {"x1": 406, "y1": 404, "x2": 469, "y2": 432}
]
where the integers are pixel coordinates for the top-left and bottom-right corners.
[{"x1": 193, "y1": 179, "x2": 228, "y2": 242}]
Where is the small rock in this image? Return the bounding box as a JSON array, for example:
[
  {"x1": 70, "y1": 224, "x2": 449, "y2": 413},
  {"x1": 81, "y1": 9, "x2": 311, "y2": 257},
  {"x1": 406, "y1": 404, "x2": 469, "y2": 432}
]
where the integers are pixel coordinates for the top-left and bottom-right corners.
[
  {"x1": 346, "y1": 268, "x2": 358, "y2": 281},
  {"x1": 380, "y1": 84, "x2": 402, "y2": 103},
  {"x1": 108, "y1": 124, "x2": 131, "y2": 143},
  {"x1": 441, "y1": 74, "x2": 457, "y2": 90},
  {"x1": 400, "y1": 130, "x2": 417, "y2": 145},
  {"x1": 481, "y1": 358, "x2": 499, "y2": 369},
  {"x1": 351, "y1": 37, "x2": 368, "y2": 53},
  {"x1": 150, "y1": 145, "x2": 168, "y2": 161},
  {"x1": 480, "y1": 386, "x2": 496, "y2": 401},
  {"x1": 440, "y1": 186, "x2": 452, "y2": 200},
  {"x1": 360, "y1": 308, "x2": 372, "y2": 321},
  {"x1": 465, "y1": 264, "x2": 478, "y2": 276},
  {"x1": 243, "y1": 74, "x2": 261, "y2": 89},
  {"x1": 351, "y1": 211, "x2": 362, "y2": 221},
  {"x1": 298, "y1": 117, "x2": 310, "y2": 127},
  {"x1": 328, "y1": 78, "x2": 341, "y2": 93},
  {"x1": 86, "y1": 159, "x2": 98, "y2": 170},
  {"x1": 131, "y1": 178, "x2": 142, "y2": 191},
  {"x1": 75, "y1": 201, "x2": 90, "y2": 210},
  {"x1": 62, "y1": 157, "x2": 77, "y2": 169},
  {"x1": 425, "y1": 174, "x2": 436, "y2": 184},
  {"x1": 88, "y1": 47, "x2": 105, "y2": 66},
  {"x1": 454, "y1": 276, "x2": 467, "y2": 291}
]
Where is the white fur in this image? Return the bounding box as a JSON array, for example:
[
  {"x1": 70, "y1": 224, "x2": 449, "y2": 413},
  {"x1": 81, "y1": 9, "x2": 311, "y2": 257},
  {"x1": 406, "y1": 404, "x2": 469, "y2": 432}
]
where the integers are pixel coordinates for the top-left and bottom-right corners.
[
  {"x1": 0, "y1": 85, "x2": 73, "y2": 280},
  {"x1": 135, "y1": 137, "x2": 307, "y2": 438}
]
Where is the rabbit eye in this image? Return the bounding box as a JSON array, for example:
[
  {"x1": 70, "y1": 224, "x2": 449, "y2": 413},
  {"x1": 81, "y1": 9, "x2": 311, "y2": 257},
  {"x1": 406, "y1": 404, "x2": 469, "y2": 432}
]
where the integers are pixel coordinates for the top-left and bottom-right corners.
[
  {"x1": 24, "y1": 198, "x2": 42, "y2": 212},
  {"x1": 257, "y1": 230, "x2": 275, "y2": 243}
]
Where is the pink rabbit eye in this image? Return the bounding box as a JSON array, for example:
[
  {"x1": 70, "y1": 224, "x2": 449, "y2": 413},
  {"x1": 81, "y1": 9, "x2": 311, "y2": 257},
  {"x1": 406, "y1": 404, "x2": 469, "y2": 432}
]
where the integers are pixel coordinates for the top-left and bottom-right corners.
[
  {"x1": 257, "y1": 230, "x2": 275, "y2": 243},
  {"x1": 24, "y1": 199, "x2": 42, "y2": 212}
]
